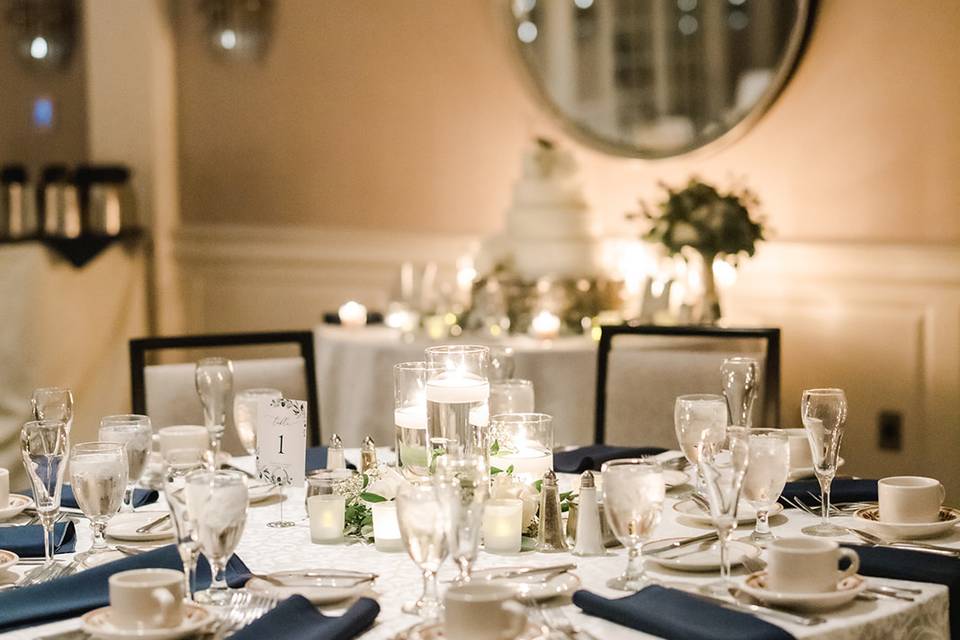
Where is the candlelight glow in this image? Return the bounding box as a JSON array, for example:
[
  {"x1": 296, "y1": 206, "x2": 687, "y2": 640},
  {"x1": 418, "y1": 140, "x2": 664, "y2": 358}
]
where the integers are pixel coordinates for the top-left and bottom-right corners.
[
  {"x1": 338, "y1": 300, "x2": 367, "y2": 327},
  {"x1": 531, "y1": 310, "x2": 561, "y2": 340}
]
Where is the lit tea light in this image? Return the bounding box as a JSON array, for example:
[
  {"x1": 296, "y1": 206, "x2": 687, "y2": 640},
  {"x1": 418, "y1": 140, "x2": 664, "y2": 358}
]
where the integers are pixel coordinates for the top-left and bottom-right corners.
[
  {"x1": 372, "y1": 501, "x2": 403, "y2": 552},
  {"x1": 531, "y1": 310, "x2": 560, "y2": 340},
  {"x1": 338, "y1": 301, "x2": 367, "y2": 328},
  {"x1": 308, "y1": 494, "x2": 345, "y2": 544},
  {"x1": 483, "y1": 498, "x2": 523, "y2": 554}
]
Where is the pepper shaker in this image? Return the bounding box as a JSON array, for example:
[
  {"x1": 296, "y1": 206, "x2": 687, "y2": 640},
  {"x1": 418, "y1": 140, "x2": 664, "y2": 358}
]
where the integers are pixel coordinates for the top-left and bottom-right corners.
[
  {"x1": 537, "y1": 470, "x2": 569, "y2": 552},
  {"x1": 361, "y1": 435, "x2": 377, "y2": 472}
]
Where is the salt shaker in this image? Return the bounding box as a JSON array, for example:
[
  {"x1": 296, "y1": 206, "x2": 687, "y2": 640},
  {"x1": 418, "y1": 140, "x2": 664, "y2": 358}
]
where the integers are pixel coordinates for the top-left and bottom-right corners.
[
  {"x1": 361, "y1": 435, "x2": 377, "y2": 472},
  {"x1": 573, "y1": 471, "x2": 606, "y2": 556},
  {"x1": 537, "y1": 470, "x2": 569, "y2": 552},
  {"x1": 326, "y1": 433, "x2": 346, "y2": 470}
]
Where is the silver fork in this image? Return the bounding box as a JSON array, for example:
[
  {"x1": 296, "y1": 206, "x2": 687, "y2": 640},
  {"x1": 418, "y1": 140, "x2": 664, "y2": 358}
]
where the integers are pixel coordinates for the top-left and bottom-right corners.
[
  {"x1": 212, "y1": 592, "x2": 279, "y2": 639},
  {"x1": 541, "y1": 606, "x2": 599, "y2": 640}
]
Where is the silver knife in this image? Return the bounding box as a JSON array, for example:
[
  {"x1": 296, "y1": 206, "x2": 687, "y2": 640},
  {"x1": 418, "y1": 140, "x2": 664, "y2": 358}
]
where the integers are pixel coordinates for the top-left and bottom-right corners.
[
  {"x1": 136, "y1": 513, "x2": 171, "y2": 534},
  {"x1": 643, "y1": 531, "x2": 719, "y2": 556},
  {"x1": 477, "y1": 564, "x2": 577, "y2": 581},
  {"x1": 691, "y1": 590, "x2": 826, "y2": 626}
]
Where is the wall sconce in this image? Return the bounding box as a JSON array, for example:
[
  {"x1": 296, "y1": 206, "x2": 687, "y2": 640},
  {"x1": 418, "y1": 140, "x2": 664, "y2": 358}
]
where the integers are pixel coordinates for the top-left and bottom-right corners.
[
  {"x1": 199, "y1": 0, "x2": 273, "y2": 62},
  {"x1": 4, "y1": 0, "x2": 77, "y2": 71}
]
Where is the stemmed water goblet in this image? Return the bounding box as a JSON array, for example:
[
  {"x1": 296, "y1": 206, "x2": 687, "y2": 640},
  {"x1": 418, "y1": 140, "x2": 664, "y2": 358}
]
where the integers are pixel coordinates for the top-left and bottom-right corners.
[
  {"x1": 70, "y1": 442, "x2": 127, "y2": 559},
  {"x1": 31, "y1": 387, "x2": 74, "y2": 433},
  {"x1": 233, "y1": 388, "x2": 282, "y2": 457},
  {"x1": 99, "y1": 414, "x2": 152, "y2": 513},
  {"x1": 195, "y1": 357, "x2": 234, "y2": 468},
  {"x1": 740, "y1": 429, "x2": 789, "y2": 546},
  {"x1": 801, "y1": 388, "x2": 848, "y2": 537},
  {"x1": 396, "y1": 482, "x2": 448, "y2": 620},
  {"x1": 434, "y1": 453, "x2": 488, "y2": 584},
  {"x1": 20, "y1": 419, "x2": 69, "y2": 566},
  {"x1": 674, "y1": 394, "x2": 727, "y2": 490},
  {"x1": 187, "y1": 469, "x2": 249, "y2": 605},
  {"x1": 699, "y1": 426, "x2": 750, "y2": 596},
  {"x1": 721, "y1": 357, "x2": 759, "y2": 427},
  {"x1": 163, "y1": 451, "x2": 206, "y2": 601},
  {"x1": 601, "y1": 459, "x2": 665, "y2": 591}
]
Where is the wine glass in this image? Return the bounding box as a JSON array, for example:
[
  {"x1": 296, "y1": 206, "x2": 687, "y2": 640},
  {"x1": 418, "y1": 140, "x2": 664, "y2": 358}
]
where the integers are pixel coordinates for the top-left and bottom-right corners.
[
  {"x1": 99, "y1": 414, "x2": 152, "y2": 512},
  {"x1": 233, "y1": 388, "x2": 282, "y2": 456},
  {"x1": 396, "y1": 482, "x2": 448, "y2": 620},
  {"x1": 434, "y1": 454, "x2": 488, "y2": 584},
  {"x1": 674, "y1": 394, "x2": 727, "y2": 490},
  {"x1": 20, "y1": 419, "x2": 69, "y2": 566},
  {"x1": 489, "y1": 379, "x2": 535, "y2": 416},
  {"x1": 195, "y1": 357, "x2": 234, "y2": 468},
  {"x1": 163, "y1": 451, "x2": 206, "y2": 601},
  {"x1": 70, "y1": 442, "x2": 127, "y2": 559},
  {"x1": 721, "y1": 357, "x2": 759, "y2": 427},
  {"x1": 187, "y1": 470, "x2": 248, "y2": 605},
  {"x1": 801, "y1": 388, "x2": 848, "y2": 537},
  {"x1": 740, "y1": 429, "x2": 789, "y2": 546},
  {"x1": 699, "y1": 426, "x2": 750, "y2": 596},
  {"x1": 601, "y1": 459, "x2": 665, "y2": 591},
  {"x1": 31, "y1": 387, "x2": 74, "y2": 433}
]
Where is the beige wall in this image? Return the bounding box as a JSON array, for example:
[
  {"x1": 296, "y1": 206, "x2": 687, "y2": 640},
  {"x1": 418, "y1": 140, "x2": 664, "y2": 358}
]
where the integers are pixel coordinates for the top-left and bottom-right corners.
[{"x1": 175, "y1": 0, "x2": 960, "y2": 244}]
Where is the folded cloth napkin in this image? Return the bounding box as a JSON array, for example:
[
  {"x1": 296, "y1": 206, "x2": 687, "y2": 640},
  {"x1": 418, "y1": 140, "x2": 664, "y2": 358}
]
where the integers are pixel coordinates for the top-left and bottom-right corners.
[
  {"x1": 232, "y1": 595, "x2": 380, "y2": 640},
  {"x1": 779, "y1": 479, "x2": 877, "y2": 507},
  {"x1": 21, "y1": 486, "x2": 159, "y2": 509},
  {"x1": 843, "y1": 544, "x2": 960, "y2": 636},
  {"x1": 305, "y1": 446, "x2": 356, "y2": 473},
  {"x1": 554, "y1": 445, "x2": 667, "y2": 474},
  {"x1": 0, "y1": 544, "x2": 250, "y2": 631},
  {"x1": 0, "y1": 522, "x2": 76, "y2": 558},
  {"x1": 573, "y1": 585, "x2": 795, "y2": 640}
]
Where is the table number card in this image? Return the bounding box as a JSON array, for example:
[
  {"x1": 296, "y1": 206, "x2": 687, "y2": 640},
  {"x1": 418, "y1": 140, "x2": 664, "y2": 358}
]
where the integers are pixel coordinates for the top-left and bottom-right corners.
[{"x1": 256, "y1": 397, "x2": 307, "y2": 486}]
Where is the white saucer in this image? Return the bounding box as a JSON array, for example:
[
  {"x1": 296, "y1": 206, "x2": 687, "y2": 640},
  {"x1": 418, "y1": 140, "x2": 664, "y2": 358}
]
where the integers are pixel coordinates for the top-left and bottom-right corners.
[
  {"x1": 673, "y1": 500, "x2": 783, "y2": 525},
  {"x1": 853, "y1": 506, "x2": 960, "y2": 540},
  {"x1": 105, "y1": 513, "x2": 175, "y2": 542},
  {"x1": 739, "y1": 571, "x2": 866, "y2": 612},
  {"x1": 0, "y1": 494, "x2": 33, "y2": 521},
  {"x1": 643, "y1": 538, "x2": 761, "y2": 572},
  {"x1": 0, "y1": 549, "x2": 19, "y2": 572},
  {"x1": 787, "y1": 458, "x2": 845, "y2": 481},
  {"x1": 662, "y1": 469, "x2": 690, "y2": 489},
  {"x1": 470, "y1": 567, "x2": 581, "y2": 602},
  {"x1": 245, "y1": 569, "x2": 374, "y2": 604},
  {"x1": 247, "y1": 483, "x2": 283, "y2": 504},
  {"x1": 80, "y1": 603, "x2": 213, "y2": 639}
]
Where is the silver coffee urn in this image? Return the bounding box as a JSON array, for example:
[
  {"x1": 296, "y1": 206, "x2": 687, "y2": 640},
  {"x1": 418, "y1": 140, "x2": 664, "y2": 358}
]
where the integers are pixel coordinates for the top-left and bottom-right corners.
[
  {"x1": 40, "y1": 165, "x2": 82, "y2": 239},
  {"x1": 76, "y1": 165, "x2": 135, "y2": 236},
  {"x1": 0, "y1": 165, "x2": 38, "y2": 239}
]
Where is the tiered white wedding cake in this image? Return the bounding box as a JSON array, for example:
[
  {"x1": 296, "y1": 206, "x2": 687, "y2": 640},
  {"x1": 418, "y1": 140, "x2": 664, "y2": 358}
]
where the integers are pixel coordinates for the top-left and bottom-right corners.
[{"x1": 478, "y1": 138, "x2": 604, "y2": 281}]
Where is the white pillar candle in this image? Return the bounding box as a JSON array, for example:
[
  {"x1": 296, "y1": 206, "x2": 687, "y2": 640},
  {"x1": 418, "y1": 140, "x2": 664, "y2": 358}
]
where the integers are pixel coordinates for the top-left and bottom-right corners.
[
  {"x1": 483, "y1": 498, "x2": 523, "y2": 554},
  {"x1": 531, "y1": 310, "x2": 561, "y2": 340},
  {"x1": 308, "y1": 494, "x2": 345, "y2": 544},
  {"x1": 338, "y1": 301, "x2": 367, "y2": 328},
  {"x1": 489, "y1": 446, "x2": 554, "y2": 485},
  {"x1": 372, "y1": 501, "x2": 403, "y2": 552}
]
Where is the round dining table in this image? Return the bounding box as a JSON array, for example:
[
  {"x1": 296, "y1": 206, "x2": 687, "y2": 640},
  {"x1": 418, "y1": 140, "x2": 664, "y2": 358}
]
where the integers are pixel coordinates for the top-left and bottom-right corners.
[{"x1": 4, "y1": 450, "x2": 951, "y2": 640}]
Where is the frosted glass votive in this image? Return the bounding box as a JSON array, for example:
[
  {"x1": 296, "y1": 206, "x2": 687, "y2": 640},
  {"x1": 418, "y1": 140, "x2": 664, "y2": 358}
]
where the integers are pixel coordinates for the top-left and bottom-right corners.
[
  {"x1": 372, "y1": 501, "x2": 403, "y2": 552},
  {"x1": 308, "y1": 494, "x2": 345, "y2": 544},
  {"x1": 483, "y1": 498, "x2": 523, "y2": 554}
]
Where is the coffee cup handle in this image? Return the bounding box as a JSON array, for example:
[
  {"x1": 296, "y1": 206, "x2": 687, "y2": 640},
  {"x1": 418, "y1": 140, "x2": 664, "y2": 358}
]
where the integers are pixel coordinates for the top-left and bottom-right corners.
[
  {"x1": 837, "y1": 548, "x2": 860, "y2": 581},
  {"x1": 500, "y1": 601, "x2": 527, "y2": 639},
  {"x1": 150, "y1": 588, "x2": 176, "y2": 627},
  {"x1": 940, "y1": 483, "x2": 946, "y2": 505}
]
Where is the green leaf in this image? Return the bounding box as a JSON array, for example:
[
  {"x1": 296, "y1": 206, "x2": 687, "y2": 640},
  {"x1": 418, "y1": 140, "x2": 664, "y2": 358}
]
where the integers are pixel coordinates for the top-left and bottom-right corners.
[
  {"x1": 534, "y1": 479, "x2": 543, "y2": 493},
  {"x1": 506, "y1": 465, "x2": 514, "y2": 475},
  {"x1": 361, "y1": 473, "x2": 370, "y2": 490},
  {"x1": 490, "y1": 466, "x2": 504, "y2": 476},
  {"x1": 490, "y1": 440, "x2": 500, "y2": 456},
  {"x1": 360, "y1": 492, "x2": 387, "y2": 503}
]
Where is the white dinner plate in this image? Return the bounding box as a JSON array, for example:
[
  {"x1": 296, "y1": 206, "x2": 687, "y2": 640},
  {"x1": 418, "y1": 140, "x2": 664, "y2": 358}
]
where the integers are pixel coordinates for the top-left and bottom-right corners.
[
  {"x1": 739, "y1": 572, "x2": 866, "y2": 612},
  {"x1": 0, "y1": 549, "x2": 18, "y2": 572},
  {"x1": 643, "y1": 538, "x2": 761, "y2": 572},
  {"x1": 105, "y1": 512, "x2": 175, "y2": 542},
  {"x1": 0, "y1": 494, "x2": 33, "y2": 521},
  {"x1": 247, "y1": 483, "x2": 283, "y2": 504},
  {"x1": 394, "y1": 621, "x2": 546, "y2": 640},
  {"x1": 673, "y1": 499, "x2": 783, "y2": 525},
  {"x1": 662, "y1": 469, "x2": 690, "y2": 489},
  {"x1": 853, "y1": 506, "x2": 960, "y2": 540},
  {"x1": 787, "y1": 457, "x2": 845, "y2": 481},
  {"x1": 81, "y1": 603, "x2": 213, "y2": 640},
  {"x1": 470, "y1": 567, "x2": 581, "y2": 602},
  {"x1": 245, "y1": 569, "x2": 375, "y2": 605}
]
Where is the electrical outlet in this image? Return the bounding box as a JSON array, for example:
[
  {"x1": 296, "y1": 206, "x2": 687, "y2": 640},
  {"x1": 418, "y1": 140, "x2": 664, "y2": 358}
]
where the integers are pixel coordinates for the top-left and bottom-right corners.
[{"x1": 877, "y1": 410, "x2": 902, "y2": 451}]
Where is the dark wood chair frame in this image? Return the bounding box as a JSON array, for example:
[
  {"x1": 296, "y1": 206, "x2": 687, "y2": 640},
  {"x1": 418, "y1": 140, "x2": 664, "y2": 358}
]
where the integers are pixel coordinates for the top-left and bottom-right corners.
[
  {"x1": 594, "y1": 325, "x2": 781, "y2": 444},
  {"x1": 129, "y1": 331, "x2": 321, "y2": 446}
]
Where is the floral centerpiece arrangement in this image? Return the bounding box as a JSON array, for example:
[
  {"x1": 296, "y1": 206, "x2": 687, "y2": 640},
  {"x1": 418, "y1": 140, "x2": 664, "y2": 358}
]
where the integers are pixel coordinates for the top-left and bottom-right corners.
[
  {"x1": 636, "y1": 178, "x2": 766, "y2": 324},
  {"x1": 335, "y1": 465, "x2": 408, "y2": 541}
]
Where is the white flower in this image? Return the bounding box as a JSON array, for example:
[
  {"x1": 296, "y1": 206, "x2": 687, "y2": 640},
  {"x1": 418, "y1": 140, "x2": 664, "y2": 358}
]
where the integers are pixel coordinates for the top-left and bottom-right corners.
[
  {"x1": 490, "y1": 474, "x2": 539, "y2": 529},
  {"x1": 364, "y1": 465, "x2": 407, "y2": 502}
]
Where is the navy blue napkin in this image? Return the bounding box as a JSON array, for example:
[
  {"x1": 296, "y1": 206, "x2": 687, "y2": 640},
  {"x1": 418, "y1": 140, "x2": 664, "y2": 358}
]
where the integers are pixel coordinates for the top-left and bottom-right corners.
[
  {"x1": 573, "y1": 585, "x2": 795, "y2": 640},
  {"x1": 305, "y1": 446, "x2": 356, "y2": 473},
  {"x1": 779, "y1": 479, "x2": 877, "y2": 507},
  {"x1": 0, "y1": 544, "x2": 250, "y2": 631},
  {"x1": 0, "y1": 522, "x2": 76, "y2": 557},
  {"x1": 843, "y1": 544, "x2": 960, "y2": 636},
  {"x1": 232, "y1": 595, "x2": 380, "y2": 640},
  {"x1": 21, "y1": 485, "x2": 159, "y2": 509},
  {"x1": 554, "y1": 445, "x2": 667, "y2": 474}
]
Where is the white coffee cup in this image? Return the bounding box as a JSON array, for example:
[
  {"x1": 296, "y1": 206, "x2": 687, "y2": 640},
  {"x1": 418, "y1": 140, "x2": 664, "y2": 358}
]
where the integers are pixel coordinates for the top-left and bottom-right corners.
[
  {"x1": 443, "y1": 583, "x2": 527, "y2": 640},
  {"x1": 0, "y1": 468, "x2": 9, "y2": 509},
  {"x1": 767, "y1": 537, "x2": 859, "y2": 593},
  {"x1": 108, "y1": 568, "x2": 184, "y2": 630},
  {"x1": 879, "y1": 476, "x2": 945, "y2": 523},
  {"x1": 157, "y1": 426, "x2": 209, "y2": 462},
  {"x1": 783, "y1": 428, "x2": 813, "y2": 470}
]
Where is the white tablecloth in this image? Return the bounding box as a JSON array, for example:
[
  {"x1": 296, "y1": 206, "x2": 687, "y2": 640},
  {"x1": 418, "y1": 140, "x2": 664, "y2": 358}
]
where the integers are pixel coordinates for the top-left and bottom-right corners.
[{"x1": 3, "y1": 451, "x2": 951, "y2": 640}]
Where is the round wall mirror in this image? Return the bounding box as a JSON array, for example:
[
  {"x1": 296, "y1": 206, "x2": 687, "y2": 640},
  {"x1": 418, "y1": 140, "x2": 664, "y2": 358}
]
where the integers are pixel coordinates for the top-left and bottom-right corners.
[{"x1": 508, "y1": 0, "x2": 815, "y2": 159}]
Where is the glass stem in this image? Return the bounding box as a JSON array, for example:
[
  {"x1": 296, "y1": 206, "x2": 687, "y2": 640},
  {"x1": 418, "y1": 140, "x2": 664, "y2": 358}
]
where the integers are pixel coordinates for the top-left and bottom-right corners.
[
  {"x1": 422, "y1": 570, "x2": 439, "y2": 605},
  {"x1": 178, "y1": 546, "x2": 198, "y2": 601},
  {"x1": 91, "y1": 521, "x2": 108, "y2": 550},
  {"x1": 210, "y1": 560, "x2": 228, "y2": 592},
  {"x1": 718, "y1": 526, "x2": 732, "y2": 583},
  {"x1": 623, "y1": 545, "x2": 642, "y2": 582},
  {"x1": 121, "y1": 485, "x2": 134, "y2": 513},
  {"x1": 818, "y1": 475, "x2": 833, "y2": 527},
  {"x1": 42, "y1": 513, "x2": 56, "y2": 564},
  {"x1": 754, "y1": 509, "x2": 770, "y2": 536}
]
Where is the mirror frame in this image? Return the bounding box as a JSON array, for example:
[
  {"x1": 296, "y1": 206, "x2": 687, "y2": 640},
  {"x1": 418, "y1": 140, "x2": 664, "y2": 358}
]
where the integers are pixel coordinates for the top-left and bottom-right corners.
[{"x1": 504, "y1": 0, "x2": 818, "y2": 160}]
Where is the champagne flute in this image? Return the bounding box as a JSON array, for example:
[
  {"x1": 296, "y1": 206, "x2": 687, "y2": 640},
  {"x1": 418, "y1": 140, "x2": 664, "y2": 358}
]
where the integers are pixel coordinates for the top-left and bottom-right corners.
[
  {"x1": 740, "y1": 429, "x2": 789, "y2": 546},
  {"x1": 195, "y1": 357, "x2": 234, "y2": 468},
  {"x1": 20, "y1": 420, "x2": 69, "y2": 566},
  {"x1": 31, "y1": 387, "x2": 74, "y2": 433},
  {"x1": 699, "y1": 426, "x2": 750, "y2": 596},
  {"x1": 674, "y1": 394, "x2": 727, "y2": 490},
  {"x1": 801, "y1": 388, "x2": 848, "y2": 536},
  {"x1": 99, "y1": 414, "x2": 152, "y2": 512},
  {"x1": 187, "y1": 469, "x2": 248, "y2": 605},
  {"x1": 397, "y1": 483, "x2": 448, "y2": 620},
  {"x1": 70, "y1": 442, "x2": 127, "y2": 558},
  {"x1": 163, "y1": 451, "x2": 206, "y2": 601},
  {"x1": 721, "y1": 357, "x2": 759, "y2": 427},
  {"x1": 434, "y1": 454, "x2": 488, "y2": 584},
  {"x1": 601, "y1": 459, "x2": 665, "y2": 591},
  {"x1": 233, "y1": 388, "x2": 282, "y2": 456}
]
